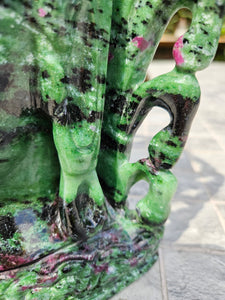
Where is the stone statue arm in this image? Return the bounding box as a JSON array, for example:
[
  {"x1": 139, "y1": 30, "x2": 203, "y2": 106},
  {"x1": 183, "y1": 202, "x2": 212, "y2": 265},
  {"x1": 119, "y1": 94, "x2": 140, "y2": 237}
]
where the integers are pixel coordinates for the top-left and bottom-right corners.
[
  {"x1": 133, "y1": 0, "x2": 225, "y2": 170},
  {"x1": 97, "y1": 0, "x2": 224, "y2": 226}
]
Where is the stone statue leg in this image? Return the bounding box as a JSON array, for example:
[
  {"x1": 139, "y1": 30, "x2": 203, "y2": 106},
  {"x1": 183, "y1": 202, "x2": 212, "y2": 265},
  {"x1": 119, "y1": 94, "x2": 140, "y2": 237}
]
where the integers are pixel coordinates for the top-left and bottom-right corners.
[{"x1": 53, "y1": 121, "x2": 106, "y2": 239}]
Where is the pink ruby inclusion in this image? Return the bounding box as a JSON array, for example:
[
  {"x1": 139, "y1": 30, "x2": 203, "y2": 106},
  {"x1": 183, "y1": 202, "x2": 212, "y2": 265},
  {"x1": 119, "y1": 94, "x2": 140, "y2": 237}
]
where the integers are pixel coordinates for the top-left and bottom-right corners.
[
  {"x1": 132, "y1": 36, "x2": 149, "y2": 51},
  {"x1": 38, "y1": 8, "x2": 47, "y2": 17},
  {"x1": 173, "y1": 35, "x2": 185, "y2": 65}
]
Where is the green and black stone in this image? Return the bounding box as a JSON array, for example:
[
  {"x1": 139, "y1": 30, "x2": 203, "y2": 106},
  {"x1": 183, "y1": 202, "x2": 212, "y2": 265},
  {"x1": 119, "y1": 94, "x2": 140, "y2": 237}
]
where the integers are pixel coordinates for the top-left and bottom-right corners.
[{"x1": 0, "y1": 0, "x2": 224, "y2": 298}]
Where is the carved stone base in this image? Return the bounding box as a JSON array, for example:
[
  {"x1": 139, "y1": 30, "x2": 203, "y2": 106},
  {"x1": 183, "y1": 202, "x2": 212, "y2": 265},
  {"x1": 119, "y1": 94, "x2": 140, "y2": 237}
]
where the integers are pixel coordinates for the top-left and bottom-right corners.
[{"x1": 0, "y1": 201, "x2": 163, "y2": 299}]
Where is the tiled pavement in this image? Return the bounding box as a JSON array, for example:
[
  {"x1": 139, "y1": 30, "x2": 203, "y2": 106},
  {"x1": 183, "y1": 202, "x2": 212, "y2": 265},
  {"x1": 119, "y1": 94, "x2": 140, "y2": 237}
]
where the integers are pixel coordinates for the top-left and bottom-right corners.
[{"x1": 111, "y1": 60, "x2": 225, "y2": 300}]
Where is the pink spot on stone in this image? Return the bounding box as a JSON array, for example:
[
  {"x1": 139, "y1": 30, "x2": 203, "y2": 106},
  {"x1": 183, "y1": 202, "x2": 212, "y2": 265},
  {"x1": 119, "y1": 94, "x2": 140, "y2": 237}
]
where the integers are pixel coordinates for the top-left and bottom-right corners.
[
  {"x1": 93, "y1": 263, "x2": 108, "y2": 274},
  {"x1": 40, "y1": 252, "x2": 95, "y2": 275},
  {"x1": 173, "y1": 35, "x2": 184, "y2": 65},
  {"x1": 0, "y1": 254, "x2": 32, "y2": 270},
  {"x1": 109, "y1": 233, "x2": 118, "y2": 243},
  {"x1": 132, "y1": 36, "x2": 149, "y2": 51},
  {"x1": 39, "y1": 274, "x2": 58, "y2": 284},
  {"x1": 38, "y1": 8, "x2": 47, "y2": 17},
  {"x1": 9, "y1": 272, "x2": 16, "y2": 279},
  {"x1": 21, "y1": 286, "x2": 30, "y2": 291},
  {"x1": 46, "y1": 254, "x2": 58, "y2": 267},
  {"x1": 129, "y1": 257, "x2": 138, "y2": 267},
  {"x1": 108, "y1": 53, "x2": 114, "y2": 62}
]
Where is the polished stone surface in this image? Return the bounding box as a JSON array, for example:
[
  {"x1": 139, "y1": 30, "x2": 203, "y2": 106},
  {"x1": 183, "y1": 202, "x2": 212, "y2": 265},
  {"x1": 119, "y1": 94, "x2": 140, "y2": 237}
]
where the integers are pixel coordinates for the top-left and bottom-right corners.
[{"x1": 112, "y1": 60, "x2": 225, "y2": 300}]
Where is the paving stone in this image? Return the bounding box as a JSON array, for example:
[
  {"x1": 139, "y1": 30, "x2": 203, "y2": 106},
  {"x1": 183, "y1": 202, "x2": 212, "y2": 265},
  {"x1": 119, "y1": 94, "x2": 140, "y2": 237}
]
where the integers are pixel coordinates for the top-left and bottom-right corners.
[
  {"x1": 163, "y1": 248, "x2": 225, "y2": 300},
  {"x1": 202, "y1": 122, "x2": 225, "y2": 150},
  {"x1": 196, "y1": 62, "x2": 225, "y2": 87},
  {"x1": 128, "y1": 180, "x2": 149, "y2": 196},
  {"x1": 127, "y1": 195, "x2": 140, "y2": 210},
  {"x1": 172, "y1": 151, "x2": 194, "y2": 174},
  {"x1": 163, "y1": 201, "x2": 225, "y2": 251},
  {"x1": 187, "y1": 152, "x2": 225, "y2": 202},
  {"x1": 129, "y1": 147, "x2": 149, "y2": 163},
  {"x1": 111, "y1": 260, "x2": 162, "y2": 300},
  {"x1": 210, "y1": 188, "x2": 225, "y2": 203},
  {"x1": 172, "y1": 171, "x2": 210, "y2": 203},
  {"x1": 132, "y1": 107, "x2": 170, "y2": 139},
  {"x1": 186, "y1": 134, "x2": 222, "y2": 153},
  {"x1": 215, "y1": 203, "x2": 225, "y2": 226},
  {"x1": 189, "y1": 151, "x2": 225, "y2": 176},
  {"x1": 187, "y1": 119, "x2": 211, "y2": 138},
  {"x1": 148, "y1": 60, "x2": 175, "y2": 78}
]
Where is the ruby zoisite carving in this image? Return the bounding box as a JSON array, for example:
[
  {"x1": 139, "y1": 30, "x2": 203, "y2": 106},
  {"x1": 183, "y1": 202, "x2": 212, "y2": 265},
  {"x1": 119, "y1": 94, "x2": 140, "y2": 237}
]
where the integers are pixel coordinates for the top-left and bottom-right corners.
[{"x1": 0, "y1": 0, "x2": 224, "y2": 298}]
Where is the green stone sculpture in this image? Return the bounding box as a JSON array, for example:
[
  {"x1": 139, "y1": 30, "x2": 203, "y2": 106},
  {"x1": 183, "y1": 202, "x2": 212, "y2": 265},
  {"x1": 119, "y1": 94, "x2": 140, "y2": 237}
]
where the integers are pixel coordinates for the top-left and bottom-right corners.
[{"x1": 0, "y1": 0, "x2": 224, "y2": 299}]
